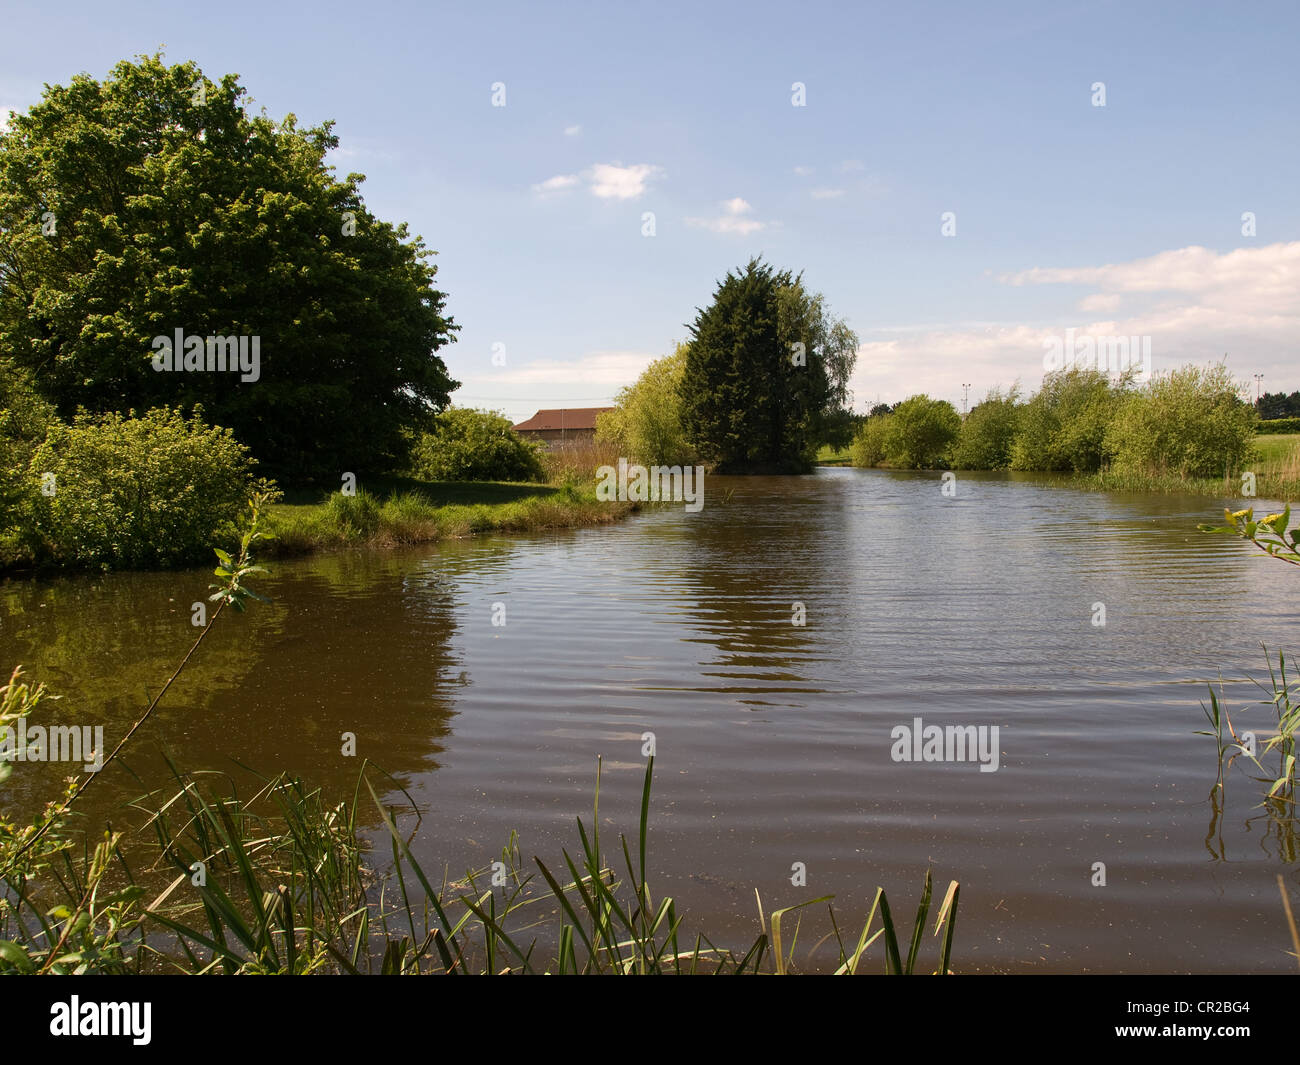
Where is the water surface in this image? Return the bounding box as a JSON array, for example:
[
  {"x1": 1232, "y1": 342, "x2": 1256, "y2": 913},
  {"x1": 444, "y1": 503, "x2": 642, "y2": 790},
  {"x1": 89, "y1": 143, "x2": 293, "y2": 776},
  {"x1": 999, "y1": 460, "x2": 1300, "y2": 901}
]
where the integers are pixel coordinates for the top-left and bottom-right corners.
[{"x1": 2, "y1": 468, "x2": 1296, "y2": 972}]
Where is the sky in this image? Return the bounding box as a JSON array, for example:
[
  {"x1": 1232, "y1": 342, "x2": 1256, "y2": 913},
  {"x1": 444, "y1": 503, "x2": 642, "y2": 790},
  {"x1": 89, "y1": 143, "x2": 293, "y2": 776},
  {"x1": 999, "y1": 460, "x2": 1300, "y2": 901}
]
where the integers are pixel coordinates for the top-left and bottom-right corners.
[{"x1": 1, "y1": 0, "x2": 1297, "y2": 422}]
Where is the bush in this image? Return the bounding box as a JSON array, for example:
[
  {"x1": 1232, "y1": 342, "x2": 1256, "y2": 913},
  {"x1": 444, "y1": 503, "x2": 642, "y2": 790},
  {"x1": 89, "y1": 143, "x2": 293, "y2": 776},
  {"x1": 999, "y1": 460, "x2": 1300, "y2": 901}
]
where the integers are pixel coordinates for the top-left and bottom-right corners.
[
  {"x1": 881, "y1": 395, "x2": 961, "y2": 469},
  {"x1": 26, "y1": 407, "x2": 258, "y2": 568},
  {"x1": 411, "y1": 408, "x2": 545, "y2": 482},
  {"x1": 1105, "y1": 364, "x2": 1256, "y2": 478},
  {"x1": 850, "y1": 414, "x2": 892, "y2": 467},
  {"x1": 1259, "y1": 417, "x2": 1300, "y2": 435},
  {"x1": 597, "y1": 343, "x2": 698, "y2": 466},
  {"x1": 1010, "y1": 367, "x2": 1128, "y2": 473},
  {"x1": 0, "y1": 359, "x2": 56, "y2": 557},
  {"x1": 952, "y1": 387, "x2": 1021, "y2": 470}
]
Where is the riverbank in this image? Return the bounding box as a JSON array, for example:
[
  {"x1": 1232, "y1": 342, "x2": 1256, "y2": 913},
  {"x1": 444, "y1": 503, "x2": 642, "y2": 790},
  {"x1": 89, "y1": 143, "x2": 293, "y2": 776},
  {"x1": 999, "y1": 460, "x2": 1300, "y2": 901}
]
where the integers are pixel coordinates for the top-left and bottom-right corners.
[
  {"x1": 1068, "y1": 433, "x2": 1299, "y2": 498},
  {"x1": 846, "y1": 433, "x2": 1300, "y2": 500},
  {"x1": 262, "y1": 477, "x2": 638, "y2": 558},
  {"x1": 0, "y1": 478, "x2": 638, "y2": 577}
]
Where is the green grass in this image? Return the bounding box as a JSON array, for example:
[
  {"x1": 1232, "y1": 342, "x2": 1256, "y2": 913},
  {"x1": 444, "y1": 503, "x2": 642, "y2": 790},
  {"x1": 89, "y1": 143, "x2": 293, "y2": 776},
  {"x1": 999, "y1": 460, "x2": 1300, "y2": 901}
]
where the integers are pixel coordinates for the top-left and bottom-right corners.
[
  {"x1": 263, "y1": 477, "x2": 636, "y2": 558},
  {"x1": 815, "y1": 445, "x2": 852, "y2": 466},
  {"x1": 1256, "y1": 433, "x2": 1300, "y2": 465}
]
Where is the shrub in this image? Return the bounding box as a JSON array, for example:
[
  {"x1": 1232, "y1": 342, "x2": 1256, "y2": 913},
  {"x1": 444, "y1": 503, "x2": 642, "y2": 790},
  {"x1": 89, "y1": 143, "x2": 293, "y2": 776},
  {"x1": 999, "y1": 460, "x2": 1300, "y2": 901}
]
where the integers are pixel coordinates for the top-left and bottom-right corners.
[
  {"x1": 850, "y1": 414, "x2": 892, "y2": 467},
  {"x1": 1010, "y1": 367, "x2": 1129, "y2": 473},
  {"x1": 952, "y1": 387, "x2": 1021, "y2": 470},
  {"x1": 1105, "y1": 364, "x2": 1256, "y2": 478},
  {"x1": 0, "y1": 358, "x2": 56, "y2": 558},
  {"x1": 881, "y1": 395, "x2": 961, "y2": 469},
  {"x1": 26, "y1": 407, "x2": 257, "y2": 568},
  {"x1": 411, "y1": 408, "x2": 545, "y2": 482},
  {"x1": 1259, "y1": 417, "x2": 1300, "y2": 435},
  {"x1": 597, "y1": 343, "x2": 698, "y2": 466}
]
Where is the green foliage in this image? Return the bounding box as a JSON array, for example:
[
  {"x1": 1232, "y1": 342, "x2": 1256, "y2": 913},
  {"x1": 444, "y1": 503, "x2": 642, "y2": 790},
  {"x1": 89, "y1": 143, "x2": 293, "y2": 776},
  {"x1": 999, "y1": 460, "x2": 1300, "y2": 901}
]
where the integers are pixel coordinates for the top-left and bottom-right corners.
[
  {"x1": 1199, "y1": 505, "x2": 1299, "y2": 566},
  {"x1": 817, "y1": 408, "x2": 862, "y2": 452},
  {"x1": 1106, "y1": 364, "x2": 1256, "y2": 478},
  {"x1": 26, "y1": 406, "x2": 257, "y2": 569},
  {"x1": 1259, "y1": 417, "x2": 1300, "y2": 434},
  {"x1": 1197, "y1": 651, "x2": 1300, "y2": 859},
  {"x1": 410, "y1": 407, "x2": 544, "y2": 483},
  {"x1": 596, "y1": 344, "x2": 697, "y2": 465},
  {"x1": 209, "y1": 489, "x2": 276, "y2": 613},
  {"x1": 680, "y1": 258, "x2": 858, "y2": 473},
  {"x1": 0, "y1": 54, "x2": 458, "y2": 482},
  {"x1": 951, "y1": 387, "x2": 1021, "y2": 470},
  {"x1": 0, "y1": 358, "x2": 55, "y2": 559},
  {"x1": 849, "y1": 414, "x2": 891, "y2": 467},
  {"x1": 318, "y1": 487, "x2": 383, "y2": 539},
  {"x1": 1010, "y1": 367, "x2": 1129, "y2": 473},
  {"x1": 880, "y1": 394, "x2": 961, "y2": 469},
  {"x1": 1256, "y1": 392, "x2": 1300, "y2": 420}
]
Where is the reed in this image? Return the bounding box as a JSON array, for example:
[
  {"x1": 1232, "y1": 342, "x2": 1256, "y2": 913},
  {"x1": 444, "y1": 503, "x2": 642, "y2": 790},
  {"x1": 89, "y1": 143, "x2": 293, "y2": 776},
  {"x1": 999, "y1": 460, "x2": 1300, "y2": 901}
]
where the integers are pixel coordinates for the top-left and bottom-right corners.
[{"x1": 133, "y1": 756, "x2": 961, "y2": 975}]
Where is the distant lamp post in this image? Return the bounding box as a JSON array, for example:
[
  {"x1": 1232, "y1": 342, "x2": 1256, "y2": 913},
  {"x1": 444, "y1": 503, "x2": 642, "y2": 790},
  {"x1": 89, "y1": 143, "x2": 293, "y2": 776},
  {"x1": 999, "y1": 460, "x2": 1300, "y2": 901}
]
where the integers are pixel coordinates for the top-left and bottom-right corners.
[
  {"x1": 1255, "y1": 374, "x2": 1264, "y2": 404},
  {"x1": 961, "y1": 383, "x2": 971, "y2": 418}
]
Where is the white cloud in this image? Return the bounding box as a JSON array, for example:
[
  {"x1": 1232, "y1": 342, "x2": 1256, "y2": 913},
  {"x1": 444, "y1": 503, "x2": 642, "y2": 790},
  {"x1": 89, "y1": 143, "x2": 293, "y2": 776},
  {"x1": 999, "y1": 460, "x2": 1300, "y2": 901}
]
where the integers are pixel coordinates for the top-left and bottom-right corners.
[
  {"x1": 534, "y1": 173, "x2": 581, "y2": 194},
  {"x1": 486, "y1": 350, "x2": 653, "y2": 387},
  {"x1": 1079, "y1": 293, "x2": 1121, "y2": 312},
  {"x1": 532, "y1": 163, "x2": 662, "y2": 199},
  {"x1": 848, "y1": 242, "x2": 1300, "y2": 406},
  {"x1": 586, "y1": 162, "x2": 663, "y2": 200},
  {"x1": 452, "y1": 350, "x2": 657, "y2": 422},
  {"x1": 793, "y1": 165, "x2": 814, "y2": 176},
  {"x1": 564, "y1": 124, "x2": 582, "y2": 136},
  {"x1": 1001, "y1": 242, "x2": 1300, "y2": 317},
  {"x1": 686, "y1": 197, "x2": 769, "y2": 235},
  {"x1": 811, "y1": 188, "x2": 845, "y2": 199}
]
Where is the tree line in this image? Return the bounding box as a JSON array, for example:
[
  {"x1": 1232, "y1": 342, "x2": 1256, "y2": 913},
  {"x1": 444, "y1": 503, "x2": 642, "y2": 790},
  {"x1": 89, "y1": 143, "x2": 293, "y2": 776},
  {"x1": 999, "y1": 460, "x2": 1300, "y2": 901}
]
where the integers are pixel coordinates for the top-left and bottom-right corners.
[{"x1": 850, "y1": 363, "x2": 1259, "y2": 478}]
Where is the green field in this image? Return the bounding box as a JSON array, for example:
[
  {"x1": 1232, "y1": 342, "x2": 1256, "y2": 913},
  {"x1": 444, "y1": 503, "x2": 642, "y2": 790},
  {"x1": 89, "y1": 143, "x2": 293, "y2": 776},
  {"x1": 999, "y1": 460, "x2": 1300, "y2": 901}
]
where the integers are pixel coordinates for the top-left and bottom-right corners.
[{"x1": 1255, "y1": 433, "x2": 1300, "y2": 465}]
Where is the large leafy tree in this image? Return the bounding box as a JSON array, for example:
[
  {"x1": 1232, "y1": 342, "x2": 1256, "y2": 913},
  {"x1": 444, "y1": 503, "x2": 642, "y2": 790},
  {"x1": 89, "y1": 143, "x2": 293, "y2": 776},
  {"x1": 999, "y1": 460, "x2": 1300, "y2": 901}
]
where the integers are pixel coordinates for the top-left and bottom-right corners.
[
  {"x1": 680, "y1": 258, "x2": 857, "y2": 473},
  {"x1": 0, "y1": 55, "x2": 458, "y2": 482}
]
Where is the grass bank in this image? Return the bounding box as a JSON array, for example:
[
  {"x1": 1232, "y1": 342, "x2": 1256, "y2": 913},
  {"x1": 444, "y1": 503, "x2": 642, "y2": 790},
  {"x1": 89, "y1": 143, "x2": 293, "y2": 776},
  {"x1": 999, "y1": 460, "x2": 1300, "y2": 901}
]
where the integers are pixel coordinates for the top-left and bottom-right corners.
[
  {"x1": 1070, "y1": 434, "x2": 1300, "y2": 499},
  {"x1": 262, "y1": 476, "x2": 636, "y2": 558}
]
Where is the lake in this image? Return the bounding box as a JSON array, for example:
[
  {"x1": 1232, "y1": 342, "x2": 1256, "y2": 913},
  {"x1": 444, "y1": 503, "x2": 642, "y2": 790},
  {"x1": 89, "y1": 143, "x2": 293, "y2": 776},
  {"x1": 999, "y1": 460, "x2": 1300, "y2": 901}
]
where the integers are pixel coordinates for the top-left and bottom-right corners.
[{"x1": 2, "y1": 467, "x2": 1295, "y2": 972}]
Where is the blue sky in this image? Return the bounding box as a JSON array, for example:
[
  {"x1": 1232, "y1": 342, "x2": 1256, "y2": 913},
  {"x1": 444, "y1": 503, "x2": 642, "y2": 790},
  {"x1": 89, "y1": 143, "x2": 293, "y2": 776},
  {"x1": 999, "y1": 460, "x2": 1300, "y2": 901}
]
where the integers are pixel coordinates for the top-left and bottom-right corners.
[{"x1": 2, "y1": 0, "x2": 1297, "y2": 420}]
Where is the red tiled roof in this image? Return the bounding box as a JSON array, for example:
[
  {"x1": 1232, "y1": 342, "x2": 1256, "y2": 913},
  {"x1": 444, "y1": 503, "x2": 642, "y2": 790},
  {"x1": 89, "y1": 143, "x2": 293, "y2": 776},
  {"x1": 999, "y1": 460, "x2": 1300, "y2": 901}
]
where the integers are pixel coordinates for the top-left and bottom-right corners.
[{"x1": 512, "y1": 407, "x2": 614, "y2": 432}]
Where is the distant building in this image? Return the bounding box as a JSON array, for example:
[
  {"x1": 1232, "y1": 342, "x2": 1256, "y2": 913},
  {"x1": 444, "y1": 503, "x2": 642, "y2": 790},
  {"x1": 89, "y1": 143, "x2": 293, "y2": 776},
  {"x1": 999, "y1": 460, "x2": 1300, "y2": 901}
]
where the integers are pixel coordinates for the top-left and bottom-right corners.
[{"x1": 512, "y1": 407, "x2": 614, "y2": 449}]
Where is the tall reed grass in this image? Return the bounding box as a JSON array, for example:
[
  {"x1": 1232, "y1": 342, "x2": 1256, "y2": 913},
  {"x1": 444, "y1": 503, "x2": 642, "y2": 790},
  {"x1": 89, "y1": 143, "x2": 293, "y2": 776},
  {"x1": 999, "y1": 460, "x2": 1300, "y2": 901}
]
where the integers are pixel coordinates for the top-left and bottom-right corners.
[{"x1": 132, "y1": 757, "x2": 960, "y2": 975}]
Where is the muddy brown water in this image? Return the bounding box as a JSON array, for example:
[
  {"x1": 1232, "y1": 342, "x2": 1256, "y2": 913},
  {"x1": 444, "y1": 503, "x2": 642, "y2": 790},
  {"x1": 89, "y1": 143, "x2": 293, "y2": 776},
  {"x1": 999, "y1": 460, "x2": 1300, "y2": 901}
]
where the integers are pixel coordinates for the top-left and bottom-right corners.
[{"x1": 2, "y1": 467, "x2": 1297, "y2": 972}]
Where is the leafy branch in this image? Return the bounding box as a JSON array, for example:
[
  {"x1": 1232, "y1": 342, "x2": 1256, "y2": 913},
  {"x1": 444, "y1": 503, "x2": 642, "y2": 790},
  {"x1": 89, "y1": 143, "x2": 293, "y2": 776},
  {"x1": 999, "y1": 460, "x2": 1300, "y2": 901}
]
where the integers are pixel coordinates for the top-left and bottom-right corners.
[{"x1": 1199, "y1": 504, "x2": 1299, "y2": 566}]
